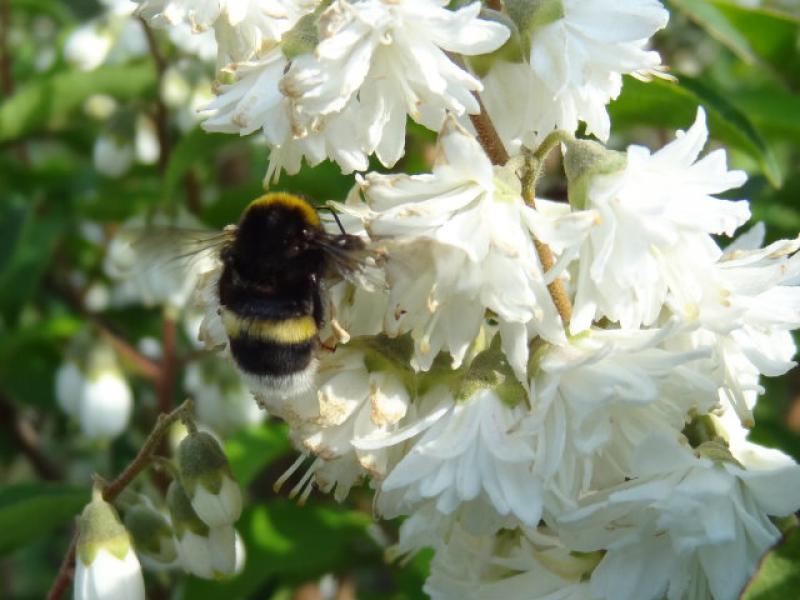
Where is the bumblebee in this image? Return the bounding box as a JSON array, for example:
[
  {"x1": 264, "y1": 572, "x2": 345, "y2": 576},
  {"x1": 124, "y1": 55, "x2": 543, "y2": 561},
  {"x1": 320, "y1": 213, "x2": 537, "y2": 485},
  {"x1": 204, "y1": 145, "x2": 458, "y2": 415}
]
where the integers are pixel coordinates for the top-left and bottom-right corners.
[
  {"x1": 127, "y1": 192, "x2": 369, "y2": 396},
  {"x1": 215, "y1": 193, "x2": 367, "y2": 394}
]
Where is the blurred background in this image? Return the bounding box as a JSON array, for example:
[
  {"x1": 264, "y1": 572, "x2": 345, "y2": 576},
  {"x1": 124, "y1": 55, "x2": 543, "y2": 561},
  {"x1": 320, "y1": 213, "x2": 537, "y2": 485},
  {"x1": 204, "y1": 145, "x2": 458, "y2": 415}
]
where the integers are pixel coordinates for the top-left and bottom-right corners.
[{"x1": 0, "y1": 0, "x2": 798, "y2": 598}]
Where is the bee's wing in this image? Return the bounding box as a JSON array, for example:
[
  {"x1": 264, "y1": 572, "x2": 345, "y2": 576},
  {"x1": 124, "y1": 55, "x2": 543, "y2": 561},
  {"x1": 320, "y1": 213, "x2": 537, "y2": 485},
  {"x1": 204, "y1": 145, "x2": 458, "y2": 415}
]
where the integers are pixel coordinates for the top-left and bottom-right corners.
[
  {"x1": 310, "y1": 230, "x2": 387, "y2": 291},
  {"x1": 108, "y1": 226, "x2": 232, "y2": 282}
]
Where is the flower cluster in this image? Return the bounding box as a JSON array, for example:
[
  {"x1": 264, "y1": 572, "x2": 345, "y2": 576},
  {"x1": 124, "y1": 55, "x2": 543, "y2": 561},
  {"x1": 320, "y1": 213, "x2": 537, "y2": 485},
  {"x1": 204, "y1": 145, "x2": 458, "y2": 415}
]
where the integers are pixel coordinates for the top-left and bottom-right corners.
[
  {"x1": 74, "y1": 426, "x2": 244, "y2": 600},
  {"x1": 139, "y1": 0, "x2": 800, "y2": 598}
]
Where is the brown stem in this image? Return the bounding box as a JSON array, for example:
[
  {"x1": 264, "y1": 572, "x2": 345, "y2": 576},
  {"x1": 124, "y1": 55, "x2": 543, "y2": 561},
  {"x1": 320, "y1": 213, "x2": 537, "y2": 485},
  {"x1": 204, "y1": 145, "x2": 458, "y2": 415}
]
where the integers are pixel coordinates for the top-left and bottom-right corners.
[
  {"x1": 156, "y1": 316, "x2": 177, "y2": 415},
  {"x1": 468, "y1": 93, "x2": 510, "y2": 166},
  {"x1": 0, "y1": 393, "x2": 61, "y2": 480},
  {"x1": 467, "y1": 86, "x2": 573, "y2": 325},
  {"x1": 46, "y1": 536, "x2": 77, "y2": 600},
  {"x1": 49, "y1": 279, "x2": 161, "y2": 381},
  {"x1": 46, "y1": 399, "x2": 194, "y2": 600},
  {"x1": 520, "y1": 157, "x2": 573, "y2": 324},
  {"x1": 183, "y1": 170, "x2": 202, "y2": 215}
]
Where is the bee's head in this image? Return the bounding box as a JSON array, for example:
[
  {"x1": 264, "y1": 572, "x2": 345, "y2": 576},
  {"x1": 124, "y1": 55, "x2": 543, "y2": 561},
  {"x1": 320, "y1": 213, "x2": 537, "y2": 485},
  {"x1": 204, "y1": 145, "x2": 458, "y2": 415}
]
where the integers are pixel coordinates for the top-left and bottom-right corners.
[{"x1": 230, "y1": 193, "x2": 324, "y2": 280}]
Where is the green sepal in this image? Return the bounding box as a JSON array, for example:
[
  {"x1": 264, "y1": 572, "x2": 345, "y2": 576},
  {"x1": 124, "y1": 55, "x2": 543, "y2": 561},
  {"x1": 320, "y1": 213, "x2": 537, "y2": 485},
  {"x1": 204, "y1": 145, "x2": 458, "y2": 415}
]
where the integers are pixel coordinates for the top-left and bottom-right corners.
[
  {"x1": 695, "y1": 440, "x2": 744, "y2": 469},
  {"x1": 682, "y1": 414, "x2": 720, "y2": 448},
  {"x1": 166, "y1": 481, "x2": 210, "y2": 539},
  {"x1": 506, "y1": 0, "x2": 564, "y2": 39},
  {"x1": 563, "y1": 138, "x2": 627, "y2": 211},
  {"x1": 281, "y1": 0, "x2": 331, "y2": 60},
  {"x1": 456, "y1": 336, "x2": 526, "y2": 407},
  {"x1": 357, "y1": 334, "x2": 418, "y2": 392},
  {"x1": 177, "y1": 432, "x2": 231, "y2": 496},
  {"x1": 76, "y1": 496, "x2": 132, "y2": 565},
  {"x1": 124, "y1": 505, "x2": 177, "y2": 562},
  {"x1": 467, "y1": 9, "x2": 527, "y2": 77}
]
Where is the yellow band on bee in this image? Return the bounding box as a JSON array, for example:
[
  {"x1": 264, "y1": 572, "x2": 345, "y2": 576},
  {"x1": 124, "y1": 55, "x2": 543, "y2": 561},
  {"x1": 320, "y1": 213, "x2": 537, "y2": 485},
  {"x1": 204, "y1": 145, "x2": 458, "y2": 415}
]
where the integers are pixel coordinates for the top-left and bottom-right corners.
[
  {"x1": 222, "y1": 310, "x2": 317, "y2": 344},
  {"x1": 247, "y1": 193, "x2": 320, "y2": 227}
]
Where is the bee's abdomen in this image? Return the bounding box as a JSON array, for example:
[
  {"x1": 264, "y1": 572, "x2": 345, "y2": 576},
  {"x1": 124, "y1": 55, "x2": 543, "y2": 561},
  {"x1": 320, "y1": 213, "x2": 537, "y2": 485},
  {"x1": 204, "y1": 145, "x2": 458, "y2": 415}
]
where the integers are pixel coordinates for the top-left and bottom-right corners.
[
  {"x1": 228, "y1": 335, "x2": 314, "y2": 376},
  {"x1": 221, "y1": 309, "x2": 317, "y2": 376}
]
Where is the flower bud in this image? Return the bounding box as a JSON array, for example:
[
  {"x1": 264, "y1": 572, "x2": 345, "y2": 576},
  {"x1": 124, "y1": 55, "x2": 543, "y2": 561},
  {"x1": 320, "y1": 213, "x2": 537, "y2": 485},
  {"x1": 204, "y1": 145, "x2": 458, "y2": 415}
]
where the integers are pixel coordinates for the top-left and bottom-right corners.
[
  {"x1": 177, "y1": 431, "x2": 242, "y2": 527},
  {"x1": 562, "y1": 138, "x2": 627, "y2": 211},
  {"x1": 124, "y1": 505, "x2": 177, "y2": 566},
  {"x1": 167, "y1": 481, "x2": 237, "y2": 580},
  {"x1": 55, "y1": 360, "x2": 83, "y2": 417},
  {"x1": 506, "y1": 0, "x2": 564, "y2": 38},
  {"x1": 74, "y1": 491, "x2": 145, "y2": 600},
  {"x1": 78, "y1": 349, "x2": 134, "y2": 440}
]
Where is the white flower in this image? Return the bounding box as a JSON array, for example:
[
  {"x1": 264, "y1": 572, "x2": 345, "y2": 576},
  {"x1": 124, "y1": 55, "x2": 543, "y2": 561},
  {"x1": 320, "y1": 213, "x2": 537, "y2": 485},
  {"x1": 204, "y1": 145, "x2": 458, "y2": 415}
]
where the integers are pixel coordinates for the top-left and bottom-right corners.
[
  {"x1": 374, "y1": 385, "x2": 543, "y2": 526},
  {"x1": 184, "y1": 360, "x2": 265, "y2": 436},
  {"x1": 93, "y1": 134, "x2": 134, "y2": 178},
  {"x1": 570, "y1": 109, "x2": 750, "y2": 333},
  {"x1": 344, "y1": 119, "x2": 594, "y2": 373},
  {"x1": 202, "y1": 50, "x2": 372, "y2": 179},
  {"x1": 281, "y1": 0, "x2": 509, "y2": 168},
  {"x1": 177, "y1": 431, "x2": 242, "y2": 527},
  {"x1": 75, "y1": 547, "x2": 145, "y2": 600},
  {"x1": 78, "y1": 365, "x2": 133, "y2": 440},
  {"x1": 136, "y1": 0, "x2": 317, "y2": 63},
  {"x1": 665, "y1": 236, "x2": 800, "y2": 424},
  {"x1": 167, "y1": 480, "x2": 238, "y2": 579},
  {"x1": 55, "y1": 360, "x2": 83, "y2": 417},
  {"x1": 559, "y1": 433, "x2": 800, "y2": 600},
  {"x1": 176, "y1": 525, "x2": 237, "y2": 579},
  {"x1": 532, "y1": 324, "x2": 717, "y2": 501},
  {"x1": 264, "y1": 346, "x2": 413, "y2": 502},
  {"x1": 422, "y1": 523, "x2": 594, "y2": 600},
  {"x1": 482, "y1": 0, "x2": 669, "y2": 150},
  {"x1": 64, "y1": 24, "x2": 114, "y2": 70},
  {"x1": 75, "y1": 492, "x2": 145, "y2": 600}
]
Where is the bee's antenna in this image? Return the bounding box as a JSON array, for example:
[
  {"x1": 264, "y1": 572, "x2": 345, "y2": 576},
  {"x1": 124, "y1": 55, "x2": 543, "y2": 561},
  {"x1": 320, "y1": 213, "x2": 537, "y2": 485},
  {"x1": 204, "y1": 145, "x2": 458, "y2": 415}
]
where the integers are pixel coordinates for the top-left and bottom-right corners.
[
  {"x1": 331, "y1": 210, "x2": 347, "y2": 236},
  {"x1": 320, "y1": 205, "x2": 347, "y2": 235}
]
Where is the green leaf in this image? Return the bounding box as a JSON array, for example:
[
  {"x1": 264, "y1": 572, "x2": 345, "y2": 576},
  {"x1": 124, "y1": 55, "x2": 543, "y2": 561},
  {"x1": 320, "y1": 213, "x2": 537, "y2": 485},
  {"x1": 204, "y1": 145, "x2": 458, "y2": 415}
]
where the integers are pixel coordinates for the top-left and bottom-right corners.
[
  {"x1": 180, "y1": 501, "x2": 378, "y2": 600},
  {"x1": 0, "y1": 62, "x2": 156, "y2": 144},
  {"x1": 225, "y1": 422, "x2": 291, "y2": 488},
  {"x1": 707, "y1": 0, "x2": 800, "y2": 85},
  {"x1": 742, "y1": 527, "x2": 800, "y2": 599},
  {"x1": 0, "y1": 200, "x2": 67, "y2": 323},
  {"x1": 0, "y1": 484, "x2": 88, "y2": 554},
  {"x1": 731, "y1": 87, "x2": 800, "y2": 143},
  {"x1": 608, "y1": 75, "x2": 782, "y2": 187},
  {"x1": 668, "y1": 0, "x2": 758, "y2": 64}
]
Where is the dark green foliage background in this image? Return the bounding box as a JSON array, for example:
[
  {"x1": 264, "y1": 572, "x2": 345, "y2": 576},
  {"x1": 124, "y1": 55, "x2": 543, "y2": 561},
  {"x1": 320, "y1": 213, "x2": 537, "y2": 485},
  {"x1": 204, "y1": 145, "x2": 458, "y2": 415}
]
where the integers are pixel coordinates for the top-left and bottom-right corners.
[{"x1": 0, "y1": 1, "x2": 799, "y2": 598}]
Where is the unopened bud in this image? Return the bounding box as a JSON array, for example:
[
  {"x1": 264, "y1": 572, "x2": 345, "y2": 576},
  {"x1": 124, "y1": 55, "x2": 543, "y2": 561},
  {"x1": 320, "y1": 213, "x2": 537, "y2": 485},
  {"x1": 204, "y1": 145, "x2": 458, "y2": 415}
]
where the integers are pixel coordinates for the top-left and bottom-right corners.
[
  {"x1": 506, "y1": 0, "x2": 564, "y2": 38},
  {"x1": 177, "y1": 431, "x2": 242, "y2": 527},
  {"x1": 563, "y1": 138, "x2": 627, "y2": 211},
  {"x1": 75, "y1": 490, "x2": 145, "y2": 600},
  {"x1": 167, "y1": 481, "x2": 237, "y2": 580},
  {"x1": 124, "y1": 505, "x2": 177, "y2": 565}
]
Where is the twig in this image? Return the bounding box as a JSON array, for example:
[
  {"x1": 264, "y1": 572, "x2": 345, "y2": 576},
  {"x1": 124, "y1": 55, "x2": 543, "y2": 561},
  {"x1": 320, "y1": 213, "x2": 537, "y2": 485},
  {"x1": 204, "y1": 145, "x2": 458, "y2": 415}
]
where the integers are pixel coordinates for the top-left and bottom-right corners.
[
  {"x1": 466, "y1": 83, "x2": 574, "y2": 325},
  {"x1": 46, "y1": 536, "x2": 77, "y2": 600},
  {"x1": 49, "y1": 279, "x2": 161, "y2": 381},
  {"x1": 184, "y1": 170, "x2": 202, "y2": 215},
  {"x1": 519, "y1": 151, "x2": 573, "y2": 324},
  {"x1": 156, "y1": 316, "x2": 177, "y2": 416},
  {"x1": 0, "y1": 393, "x2": 61, "y2": 480},
  {"x1": 46, "y1": 399, "x2": 194, "y2": 600},
  {"x1": 468, "y1": 93, "x2": 510, "y2": 166}
]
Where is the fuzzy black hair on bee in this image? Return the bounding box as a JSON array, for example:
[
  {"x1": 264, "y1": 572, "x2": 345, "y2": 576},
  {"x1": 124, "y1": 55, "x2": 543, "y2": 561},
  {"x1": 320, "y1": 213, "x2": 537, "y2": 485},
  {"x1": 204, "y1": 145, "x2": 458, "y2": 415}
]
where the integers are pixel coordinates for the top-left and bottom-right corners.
[{"x1": 217, "y1": 193, "x2": 366, "y2": 395}]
